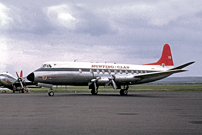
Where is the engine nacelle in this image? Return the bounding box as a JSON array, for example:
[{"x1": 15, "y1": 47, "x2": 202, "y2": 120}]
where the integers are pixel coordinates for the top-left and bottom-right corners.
[
  {"x1": 114, "y1": 75, "x2": 140, "y2": 84},
  {"x1": 97, "y1": 77, "x2": 109, "y2": 85}
]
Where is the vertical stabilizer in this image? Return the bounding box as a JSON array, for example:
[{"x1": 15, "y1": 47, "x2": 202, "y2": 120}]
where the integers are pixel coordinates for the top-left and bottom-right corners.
[
  {"x1": 20, "y1": 70, "x2": 23, "y2": 77},
  {"x1": 145, "y1": 44, "x2": 174, "y2": 67}
]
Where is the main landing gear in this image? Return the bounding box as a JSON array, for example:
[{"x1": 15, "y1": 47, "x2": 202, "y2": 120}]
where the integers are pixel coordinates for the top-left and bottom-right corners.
[
  {"x1": 90, "y1": 84, "x2": 129, "y2": 96},
  {"x1": 119, "y1": 85, "x2": 129, "y2": 96},
  {"x1": 12, "y1": 85, "x2": 29, "y2": 93},
  {"x1": 91, "y1": 86, "x2": 98, "y2": 95},
  {"x1": 48, "y1": 88, "x2": 54, "y2": 96}
]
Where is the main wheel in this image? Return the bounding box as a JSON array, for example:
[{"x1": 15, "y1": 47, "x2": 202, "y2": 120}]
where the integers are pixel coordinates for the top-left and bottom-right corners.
[
  {"x1": 120, "y1": 89, "x2": 128, "y2": 96},
  {"x1": 48, "y1": 91, "x2": 54, "y2": 96},
  {"x1": 91, "y1": 89, "x2": 98, "y2": 95},
  {"x1": 13, "y1": 86, "x2": 16, "y2": 93},
  {"x1": 123, "y1": 89, "x2": 128, "y2": 95}
]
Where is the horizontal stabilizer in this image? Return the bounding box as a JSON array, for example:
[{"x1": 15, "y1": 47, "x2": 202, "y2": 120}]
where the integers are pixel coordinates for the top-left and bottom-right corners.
[
  {"x1": 169, "y1": 61, "x2": 195, "y2": 70},
  {"x1": 134, "y1": 69, "x2": 187, "y2": 80}
]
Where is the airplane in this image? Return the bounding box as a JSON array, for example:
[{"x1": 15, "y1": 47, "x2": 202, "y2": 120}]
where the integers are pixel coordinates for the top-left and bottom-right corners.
[
  {"x1": 0, "y1": 71, "x2": 37, "y2": 93},
  {"x1": 27, "y1": 44, "x2": 195, "y2": 96}
]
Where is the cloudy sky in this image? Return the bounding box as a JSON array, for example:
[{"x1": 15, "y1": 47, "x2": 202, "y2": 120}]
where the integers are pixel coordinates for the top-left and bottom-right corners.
[{"x1": 0, "y1": 0, "x2": 201, "y2": 77}]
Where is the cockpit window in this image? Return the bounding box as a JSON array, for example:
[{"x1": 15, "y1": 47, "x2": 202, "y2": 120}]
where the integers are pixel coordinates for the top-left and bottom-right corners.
[{"x1": 42, "y1": 64, "x2": 52, "y2": 68}]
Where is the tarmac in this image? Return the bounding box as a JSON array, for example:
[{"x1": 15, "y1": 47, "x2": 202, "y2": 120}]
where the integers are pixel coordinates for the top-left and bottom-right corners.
[{"x1": 0, "y1": 91, "x2": 202, "y2": 135}]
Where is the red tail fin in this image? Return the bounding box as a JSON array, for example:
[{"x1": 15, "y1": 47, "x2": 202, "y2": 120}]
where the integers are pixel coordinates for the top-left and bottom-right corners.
[
  {"x1": 145, "y1": 44, "x2": 174, "y2": 66},
  {"x1": 20, "y1": 70, "x2": 23, "y2": 77}
]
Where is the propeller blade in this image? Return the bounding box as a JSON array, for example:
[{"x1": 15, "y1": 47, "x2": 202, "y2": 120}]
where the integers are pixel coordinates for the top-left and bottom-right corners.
[
  {"x1": 16, "y1": 72, "x2": 20, "y2": 79},
  {"x1": 105, "y1": 80, "x2": 112, "y2": 87},
  {"x1": 94, "y1": 82, "x2": 97, "y2": 90},
  {"x1": 111, "y1": 80, "x2": 117, "y2": 89},
  {"x1": 19, "y1": 81, "x2": 24, "y2": 89}
]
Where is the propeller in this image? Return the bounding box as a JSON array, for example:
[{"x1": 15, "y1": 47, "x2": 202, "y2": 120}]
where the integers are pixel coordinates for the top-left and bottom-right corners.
[
  {"x1": 105, "y1": 75, "x2": 117, "y2": 89},
  {"x1": 16, "y1": 71, "x2": 24, "y2": 89},
  {"x1": 13, "y1": 70, "x2": 28, "y2": 92}
]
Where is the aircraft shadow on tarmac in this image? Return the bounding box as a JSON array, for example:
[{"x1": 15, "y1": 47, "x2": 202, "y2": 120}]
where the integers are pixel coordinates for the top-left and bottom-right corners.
[
  {"x1": 0, "y1": 92, "x2": 169, "y2": 98},
  {"x1": 52, "y1": 93, "x2": 168, "y2": 98}
]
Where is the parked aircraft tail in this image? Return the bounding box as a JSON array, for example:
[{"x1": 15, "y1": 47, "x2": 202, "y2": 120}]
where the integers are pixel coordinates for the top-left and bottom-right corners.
[
  {"x1": 145, "y1": 44, "x2": 174, "y2": 67},
  {"x1": 20, "y1": 70, "x2": 23, "y2": 77}
]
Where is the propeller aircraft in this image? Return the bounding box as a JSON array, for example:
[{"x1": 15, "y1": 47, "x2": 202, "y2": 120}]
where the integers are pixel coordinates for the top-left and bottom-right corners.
[
  {"x1": 27, "y1": 44, "x2": 194, "y2": 96},
  {"x1": 0, "y1": 70, "x2": 36, "y2": 93}
]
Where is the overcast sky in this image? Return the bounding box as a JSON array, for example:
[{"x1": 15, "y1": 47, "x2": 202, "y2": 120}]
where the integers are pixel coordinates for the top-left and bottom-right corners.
[{"x1": 0, "y1": 0, "x2": 201, "y2": 77}]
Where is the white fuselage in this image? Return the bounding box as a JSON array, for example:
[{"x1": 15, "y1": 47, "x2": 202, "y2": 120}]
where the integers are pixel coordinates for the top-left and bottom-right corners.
[{"x1": 28, "y1": 61, "x2": 173, "y2": 87}]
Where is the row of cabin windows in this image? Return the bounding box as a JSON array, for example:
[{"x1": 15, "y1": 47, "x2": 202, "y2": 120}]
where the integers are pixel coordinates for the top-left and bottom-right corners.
[{"x1": 79, "y1": 69, "x2": 150, "y2": 74}]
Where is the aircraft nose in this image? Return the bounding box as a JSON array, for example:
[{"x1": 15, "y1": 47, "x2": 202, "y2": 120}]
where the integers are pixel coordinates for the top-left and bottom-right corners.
[{"x1": 27, "y1": 72, "x2": 35, "y2": 82}]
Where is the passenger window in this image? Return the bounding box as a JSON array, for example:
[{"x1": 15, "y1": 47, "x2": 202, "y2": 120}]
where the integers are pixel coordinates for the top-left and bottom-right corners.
[
  {"x1": 102, "y1": 69, "x2": 105, "y2": 74},
  {"x1": 136, "y1": 71, "x2": 139, "y2": 74},
  {"x1": 131, "y1": 71, "x2": 134, "y2": 74},
  {"x1": 120, "y1": 70, "x2": 122, "y2": 74},
  {"x1": 97, "y1": 69, "x2": 100, "y2": 74},
  {"x1": 125, "y1": 70, "x2": 128, "y2": 74},
  {"x1": 79, "y1": 69, "x2": 82, "y2": 73},
  {"x1": 108, "y1": 69, "x2": 111, "y2": 74},
  {"x1": 114, "y1": 70, "x2": 117, "y2": 74}
]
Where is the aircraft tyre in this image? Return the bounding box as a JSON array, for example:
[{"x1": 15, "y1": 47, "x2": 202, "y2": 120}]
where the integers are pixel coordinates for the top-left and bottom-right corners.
[
  {"x1": 91, "y1": 89, "x2": 98, "y2": 95},
  {"x1": 48, "y1": 91, "x2": 54, "y2": 96},
  {"x1": 13, "y1": 85, "x2": 16, "y2": 93},
  {"x1": 120, "y1": 89, "x2": 128, "y2": 96}
]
